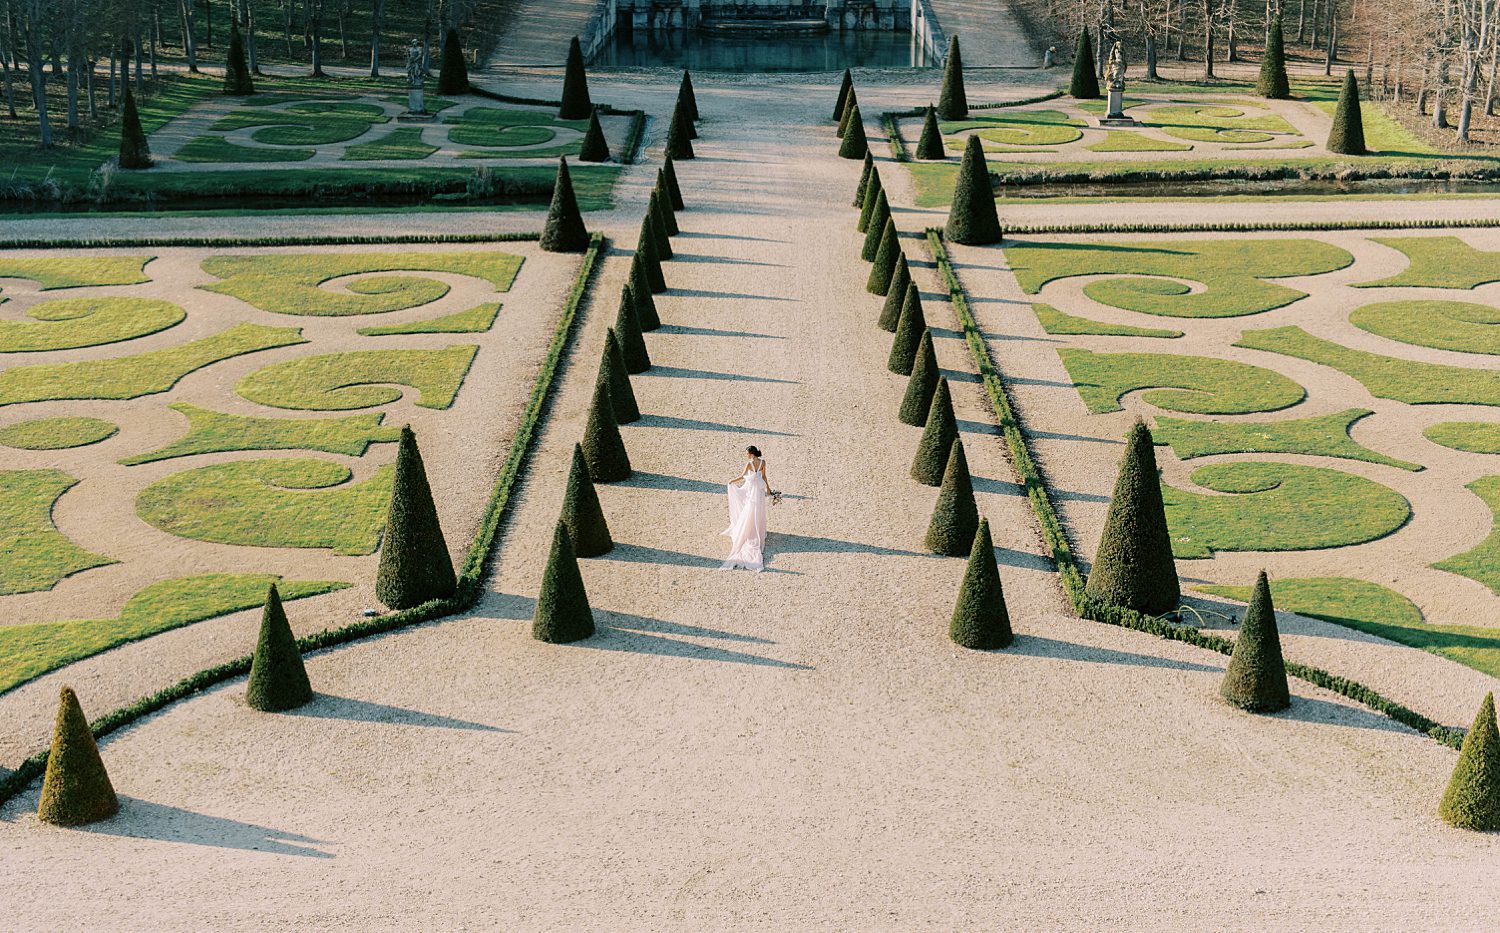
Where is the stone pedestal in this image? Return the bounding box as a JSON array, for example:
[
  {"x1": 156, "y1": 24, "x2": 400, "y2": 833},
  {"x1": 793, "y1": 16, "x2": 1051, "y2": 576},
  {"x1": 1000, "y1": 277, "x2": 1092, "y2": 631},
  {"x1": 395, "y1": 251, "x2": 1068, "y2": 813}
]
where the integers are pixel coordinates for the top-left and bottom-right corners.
[
  {"x1": 1098, "y1": 84, "x2": 1139, "y2": 126},
  {"x1": 398, "y1": 88, "x2": 435, "y2": 122}
]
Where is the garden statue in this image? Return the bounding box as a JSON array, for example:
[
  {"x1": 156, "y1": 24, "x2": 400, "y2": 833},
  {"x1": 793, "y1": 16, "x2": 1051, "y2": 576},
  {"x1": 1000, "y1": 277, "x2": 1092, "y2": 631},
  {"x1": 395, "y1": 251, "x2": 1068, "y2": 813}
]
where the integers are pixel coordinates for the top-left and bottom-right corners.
[
  {"x1": 405, "y1": 40, "x2": 427, "y2": 116},
  {"x1": 1043, "y1": 45, "x2": 1056, "y2": 68},
  {"x1": 1100, "y1": 41, "x2": 1139, "y2": 125}
]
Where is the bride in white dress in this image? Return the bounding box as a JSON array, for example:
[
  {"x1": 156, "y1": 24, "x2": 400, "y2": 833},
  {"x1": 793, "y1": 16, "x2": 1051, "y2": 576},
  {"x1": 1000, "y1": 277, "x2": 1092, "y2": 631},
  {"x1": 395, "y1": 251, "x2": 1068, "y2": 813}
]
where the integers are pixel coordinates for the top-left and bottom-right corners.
[{"x1": 721, "y1": 445, "x2": 772, "y2": 572}]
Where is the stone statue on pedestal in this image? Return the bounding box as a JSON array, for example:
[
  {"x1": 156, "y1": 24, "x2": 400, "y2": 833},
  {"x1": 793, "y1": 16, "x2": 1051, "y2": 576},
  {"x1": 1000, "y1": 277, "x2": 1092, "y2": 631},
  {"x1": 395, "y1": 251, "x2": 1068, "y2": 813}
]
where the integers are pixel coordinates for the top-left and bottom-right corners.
[
  {"x1": 405, "y1": 40, "x2": 426, "y2": 116},
  {"x1": 1099, "y1": 41, "x2": 1139, "y2": 126}
]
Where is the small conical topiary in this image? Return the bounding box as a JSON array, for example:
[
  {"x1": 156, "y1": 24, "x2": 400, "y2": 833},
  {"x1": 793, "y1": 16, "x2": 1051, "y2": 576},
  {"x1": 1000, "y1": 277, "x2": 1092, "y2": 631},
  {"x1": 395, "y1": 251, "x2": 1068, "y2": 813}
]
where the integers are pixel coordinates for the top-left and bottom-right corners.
[
  {"x1": 950, "y1": 518, "x2": 1013, "y2": 649},
  {"x1": 879, "y1": 254, "x2": 912, "y2": 332},
  {"x1": 375, "y1": 427, "x2": 457, "y2": 610},
  {"x1": 654, "y1": 169, "x2": 679, "y2": 235},
  {"x1": 676, "y1": 79, "x2": 698, "y2": 140},
  {"x1": 118, "y1": 87, "x2": 151, "y2": 169},
  {"x1": 224, "y1": 22, "x2": 254, "y2": 95},
  {"x1": 37, "y1": 687, "x2": 118, "y2": 827},
  {"x1": 629, "y1": 254, "x2": 661, "y2": 329},
  {"x1": 645, "y1": 195, "x2": 672, "y2": 260},
  {"x1": 912, "y1": 376, "x2": 957, "y2": 486},
  {"x1": 833, "y1": 68, "x2": 853, "y2": 122},
  {"x1": 899, "y1": 329, "x2": 939, "y2": 425},
  {"x1": 663, "y1": 155, "x2": 685, "y2": 210},
  {"x1": 926, "y1": 438, "x2": 979, "y2": 556},
  {"x1": 559, "y1": 35, "x2": 592, "y2": 120},
  {"x1": 945, "y1": 134, "x2": 1002, "y2": 246},
  {"x1": 438, "y1": 27, "x2": 469, "y2": 94},
  {"x1": 1071, "y1": 28, "x2": 1100, "y2": 99},
  {"x1": 1256, "y1": 18, "x2": 1291, "y2": 99},
  {"x1": 666, "y1": 99, "x2": 695, "y2": 160},
  {"x1": 888, "y1": 282, "x2": 926, "y2": 375},
  {"x1": 1219, "y1": 571, "x2": 1291, "y2": 713},
  {"x1": 857, "y1": 166, "x2": 883, "y2": 233},
  {"x1": 532, "y1": 520, "x2": 594, "y2": 643},
  {"x1": 679, "y1": 70, "x2": 699, "y2": 121},
  {"x1": 861, "y1": 189, "x2": 890, "y2": 261},
  {"x1": 582, "y1": 378, "x2": 631, "y2": 482},
  {"x1": 577, "y1": 107, "x2": 610, "y2": 162},
  {"x1": 854, "y1": 150, "x2": 874, "y2": 208},
  {"x1": 614, "y1": 282, "x2": 650, "y2": 374},
  {"x1": 599, "y1": 327, "x2": 640, "y2": 424},
  {"x1": 937, "y1": 36, "x2": 968, "y2": 119},
  {"x1": 837, "y1": 86, "x2": 859, "y2": 138},
  {"x1": 915, "y1": 104, "x2": 946, "y2": 160},
  {"x1": 633, "y1": 230, "x2": 667, "y2": 294},
  {"x1": 866, "y1": 218, "x2": 901, "y2": 295},
  {"x1": 839, "y1": 103, "x2": 869, "y2": 159},
  {"x1": 1327, "y1": 69, "x2": 1367, "y2": 156},
  {"x1": 1439, "y1": 693, "x2": 1500, "y2": 831},
  {"x1": 245, "y1": 584, "x2": 313, "y2": 712},
  {"x1": 540, "y1": 157, "x2": 590, "y2": 253},
  {"x1": 561, "y1": 443, "x2": 613, "y2": 558},
  {"x1": 1084, "y1": 420, "x2": 1180, "y2": 615}
]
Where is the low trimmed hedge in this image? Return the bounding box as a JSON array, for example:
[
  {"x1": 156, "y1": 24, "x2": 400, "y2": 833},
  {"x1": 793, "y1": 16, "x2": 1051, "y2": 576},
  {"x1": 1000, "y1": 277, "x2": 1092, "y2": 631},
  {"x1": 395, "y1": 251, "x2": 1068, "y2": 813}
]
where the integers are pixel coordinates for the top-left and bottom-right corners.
[{"x1": 1005, "y1": 218, "x2": 1500, "y2": 235}]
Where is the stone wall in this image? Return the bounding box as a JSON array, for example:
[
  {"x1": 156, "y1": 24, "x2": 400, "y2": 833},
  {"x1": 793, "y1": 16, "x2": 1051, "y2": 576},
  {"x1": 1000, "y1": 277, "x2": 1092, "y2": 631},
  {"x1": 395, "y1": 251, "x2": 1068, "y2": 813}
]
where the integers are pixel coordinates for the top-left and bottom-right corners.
[{"x1": 610, "y1": 0, "x2": 913, "y2": 31}]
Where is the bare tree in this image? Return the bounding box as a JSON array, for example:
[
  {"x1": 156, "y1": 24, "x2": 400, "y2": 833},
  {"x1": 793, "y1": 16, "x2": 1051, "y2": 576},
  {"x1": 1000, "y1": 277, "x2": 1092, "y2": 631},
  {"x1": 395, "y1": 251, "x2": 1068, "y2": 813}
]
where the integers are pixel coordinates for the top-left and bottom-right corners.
[{"x1": 369, "y1": 0, "x2": 382, "y2": 75}]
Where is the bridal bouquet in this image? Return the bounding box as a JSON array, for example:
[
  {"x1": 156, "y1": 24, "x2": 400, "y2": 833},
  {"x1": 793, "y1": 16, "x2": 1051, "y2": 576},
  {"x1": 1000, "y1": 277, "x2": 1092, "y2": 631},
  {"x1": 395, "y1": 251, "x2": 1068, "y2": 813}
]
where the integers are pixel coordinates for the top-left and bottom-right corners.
[{"x1": 769, "y1": 490, "x2": 783, "y2": 506}]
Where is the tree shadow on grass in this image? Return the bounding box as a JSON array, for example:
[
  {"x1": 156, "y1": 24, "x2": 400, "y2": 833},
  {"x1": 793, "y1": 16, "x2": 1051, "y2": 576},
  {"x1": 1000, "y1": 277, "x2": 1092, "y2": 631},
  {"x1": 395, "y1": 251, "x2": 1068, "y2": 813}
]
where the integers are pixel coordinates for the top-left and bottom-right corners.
[
  {"x1": 286, "y1": 695, "x2": 509, "y2": 732},
  {"x1": 1006, "y1": 634, "x2": 1223, "y2": 673},
  {"x1": 84, "y1": 798, "x2": 335, "y2": 858}
]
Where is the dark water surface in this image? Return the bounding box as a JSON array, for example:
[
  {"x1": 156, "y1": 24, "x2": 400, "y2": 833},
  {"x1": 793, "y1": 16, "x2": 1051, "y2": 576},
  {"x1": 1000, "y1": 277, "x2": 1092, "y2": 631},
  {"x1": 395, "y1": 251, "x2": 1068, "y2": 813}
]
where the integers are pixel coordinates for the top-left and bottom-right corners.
[{"x1": 594, "y1": 29, "x2": 931, "y2": 72}]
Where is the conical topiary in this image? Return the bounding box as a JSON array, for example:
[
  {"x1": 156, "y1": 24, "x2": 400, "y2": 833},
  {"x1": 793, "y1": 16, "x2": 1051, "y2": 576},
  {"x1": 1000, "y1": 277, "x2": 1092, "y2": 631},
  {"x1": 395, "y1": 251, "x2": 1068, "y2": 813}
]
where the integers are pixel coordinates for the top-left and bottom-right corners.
[
  {"x1": 945, "y1": 134, "x2": 1002, "y2": 245},
  {"x1": 937, "y1": 36, "x2": 968, "y2": 120},
  {"x1": 540, "y1": 157, "x2": 590, "y2": 253},
  {"x1": 599, "y1": 327, "x2": 640, "y2": 423},
  {"x1": 854, "y1": 150, "x2": 874, "y2": 207},
  {"x1": 899, "y1": 329, "x2": 939, "y2": 425},
  {"x1": 866, "y1": 218, "x2": 901, "y2": 295},
  {"x1": 950, "y1": 518, "x2": 1013, "y2": 649},
  {"x1": 375, "y1": 426, "x2": 457, "y2": 610},
  {"x1": 666, "y1": 99, "x2": 695, "y2": 160},
  {"x1": 837, "y1": 86, "x2": 859, "y2": 137},
  {"x1": 833, "y1": 68, "x2": 853, "y2": 122},
  {"x1": 926, "y1": 438, "x2": 979, "y2": 556},
  {"x1": 654, "y1": 169, "x2": 679, "y2": 235},
  {"x1": 578, "y1": 107, "x2": 610, "y2": 162},
  {"x1": 663, "y1": 155, "x2": 685, "y2": 210},
  {"x1": 912, "y1": 376, "x2": 957, "y2": 486},
  {"x1": 1071, "y1": 28, "x2": 1100, "y2": 99},
  {"x1": 1439, "y1": 693, "x2": 1500, "y2": 831},
  {"x1": 532, "y1": 520, "x2": 594, "y2": 643},
  {"x1": 559, "y1": 35, "x2": 592, "y2": 120},
  {"x1": 245, "y1": 584, "x2": 313, "y2": 712},
  {"x1": 645, "y1": 195, "x2": 672, "y2": 260},
  {"x1": 680, "y1": 70, "x2": 699, "y2": 121},
  {"x1": 438, "y1": 27, "x2": 469, "y2": 94},
  {"x1": 629, "y1": 254, "x2": 661, "y2": 329},
  {"x1": 118, "y1": 87, "x2": 151, "y2": 169},
  {"x1": 1327, "y1": 69, "x2": 1367, "y2": 156},
  {"x1": 916, "y1": 104, "x2": 946, "y2": 160},
  {"x1": 562, "y1": 442, "x2": 613, "y2": 557},
  {"x1": 1256, "y1": 18, "x2": 1291, "y2": 99},
  {"x1": 879, "y1": 254, "x2": 912, "y2": 332},
  {"x1": 677, "y1": 79, "x2": 698, "y2": 139},
  {"x1": 857, "y1": 167, "x2": 883, "y2": 233},
  {"x1": 1084, "y1": 420, "x2": 1180, "y2": 615},
  {"x1": 224, "y1": 22, "x2": 254, "y2": 95},
  {"x1": 633, "y1": 231, "x2": 666, "y2": 294},
  {"x1": 888, "y1": 282, "x2": 926, "y2": 375},
  {"x1": 861, "y1": 189, "x2": 890, "y2": 261},
  {"x1": 1219, "y1": 571, "x2": 1291, "y2": 713},
  {"x1": 614, "y1": 282, "x2": 650, "y2": 374},
  {"x1": 839, "y1": 103, "x2": 869, "y2": 159},
  {"x1": 582, "y1": 379, "x2": 631, "y2": 482},
  {"x1": 37, "y1": 687, "x2": 118, "y2": 827}
]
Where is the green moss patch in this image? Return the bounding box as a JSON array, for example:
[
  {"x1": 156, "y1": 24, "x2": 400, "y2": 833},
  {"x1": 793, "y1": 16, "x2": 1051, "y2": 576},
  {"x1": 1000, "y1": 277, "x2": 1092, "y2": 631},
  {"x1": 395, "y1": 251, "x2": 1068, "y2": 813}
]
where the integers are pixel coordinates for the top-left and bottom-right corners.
[
  {"x1": 0, "y1": 297, "x2": 184, "y2": 353},
  {"x1": 1350, "y1": 300, "x2": 1500, "y2": 354},
  {"x1": 120, "y1": 403, "x2": 401, "y2": 465},
  {"x1": 1154, "y1": 409, "x2": 1421, "y2": 470},
  {"x1": 1425, "y1": 422, "x2": 1500, "y2": 454},
  {"x1": 200, "y1": 251, "x2": 522, "y2": 316},
  {"x1": 0, "y1": 417, "x2": 117, "y2": 450},
  {"x1": 136, "y1": 458, "x2": 393, "y2": 554},
  {"x1": 1164, "y1": 461, "x2": 1410, "y2": 559},
  {"x1": 1058, "y1": 348, "x2": 1305, "y2": 414},
  {"x1": 1435, "y1": 475, "x2": 1500, "y2": 594},
  {"x1": 1033, "y1": 303, "x2": 1182, "y2": 338},
  {"x1": 0, "y1": 256, "x2": 151, "y2": 289},
  {"x1": 342, "y1": 126, "x2": 439, "y2": 161},
  {"x1": 174, "y1": 135, "x2": 316, "y2": 162},
  {"x1": 1, "y1": 469, "x2": 116, "y2": 595},
  {"x1": 0, "y1": 573, "x2": 347, "y2": 696},
  {"x1": 237, "y1": 345, "x2": 478, "y2": 410},
  {"x1": 1084, "y1": 131, "x2": 1193, "y2": 152},
  {"x1": 357, "y1": 302, "x2": 500, "y2": 336},
  {"x1": 1357, "y1": 236, "x2": 1500, "y2": 289}
]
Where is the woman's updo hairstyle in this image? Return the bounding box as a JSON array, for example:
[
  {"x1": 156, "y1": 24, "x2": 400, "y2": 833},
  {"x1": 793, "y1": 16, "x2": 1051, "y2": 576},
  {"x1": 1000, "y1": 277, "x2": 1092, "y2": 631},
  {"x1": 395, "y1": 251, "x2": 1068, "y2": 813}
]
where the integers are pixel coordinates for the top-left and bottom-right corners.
[{"x1": 746, "y1": 446, "x2": 762, "y2": 458}]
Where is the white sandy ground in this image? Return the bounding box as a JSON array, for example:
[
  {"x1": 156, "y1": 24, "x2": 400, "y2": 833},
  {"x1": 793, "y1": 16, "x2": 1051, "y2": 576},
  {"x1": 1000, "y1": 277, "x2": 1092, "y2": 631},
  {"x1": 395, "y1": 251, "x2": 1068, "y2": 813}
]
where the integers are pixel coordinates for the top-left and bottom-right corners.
[{"x1": 2, "y1": 71, "x2": 1500, "y2": 929}]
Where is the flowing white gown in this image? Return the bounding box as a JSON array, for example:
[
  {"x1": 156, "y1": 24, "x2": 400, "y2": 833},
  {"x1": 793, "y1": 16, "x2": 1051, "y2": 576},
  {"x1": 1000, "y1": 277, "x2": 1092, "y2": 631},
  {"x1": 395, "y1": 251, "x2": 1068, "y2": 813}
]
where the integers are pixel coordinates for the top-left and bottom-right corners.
[{"x1": 720, "y1": 460, "x2": 769, "y2": 572}]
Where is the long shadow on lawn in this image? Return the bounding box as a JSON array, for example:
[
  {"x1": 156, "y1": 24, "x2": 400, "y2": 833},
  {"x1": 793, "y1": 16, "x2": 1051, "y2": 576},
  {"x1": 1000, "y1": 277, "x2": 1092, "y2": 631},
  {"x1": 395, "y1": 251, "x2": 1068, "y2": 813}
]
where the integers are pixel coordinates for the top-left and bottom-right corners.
[
  {"x1": 287, "y1": 695, "x2": 509, "y2": 732},
  {"x1": 84, "y1": 798, "x2": 335, "y2": 858}
]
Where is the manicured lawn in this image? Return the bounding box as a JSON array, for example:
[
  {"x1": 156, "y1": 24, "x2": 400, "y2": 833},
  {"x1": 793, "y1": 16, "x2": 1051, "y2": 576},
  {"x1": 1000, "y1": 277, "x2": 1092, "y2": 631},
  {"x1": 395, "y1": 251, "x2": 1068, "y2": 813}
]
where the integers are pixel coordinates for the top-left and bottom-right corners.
[
  {"x1": 942, "y1": 110, "x2": 1085, "y2": 149},
  {"x1": 342, "y1": 127, "x2": 440, "y2": 161},
  {"x1": 174, "y1": 135, "x2": 316, "y2": 163},
  {"x1": 0, "y1": 417, "x2": 118, "y2": 450},
  {"x1": 1142, "y1": 103, "x2": 1299, "y2": 143},
  {"x1": 1153, "y1": 408, "x2": 1422, "y2": 470},
  {"x1": 1356, "y1": 237, "x2": 1500, "y2": 289},
  {"x1": 1424, "y1": 422, "x2": 1500, "y2": 454},
  {"x1": 1434, "y1": 475, "x2": 1500, "y2": 594},
  {"x1": 1032, "y1": 303, "x2": 1182, "y2": 338},
  {"x1": 1350, "y1": 300, "x2": 1500, "y2": 355},
  {"x1": 1057, "y1": 348, "x2": 1306, "y2": 414},
  {"x1": 357, "y1": 302, "x2": 501, "y2": 336},
  {"x1": 0, "y1": 297, "x2": 184, "y2": 353},
  {"x1": 236, "y1": 345, "x2": 478, "y2": 410},
  {"x1": 0, "y1": 255, "x2": 151, "y2": 289},
  {"x1": 119, "y1": 403, "x2": 402, "y2": 465},
  {"x1": 1084, "y1": 131, "x2": 1193, "y2": 153},
  {"x1": 1, "y1": 469, "x2": 116, "y2": 595}
]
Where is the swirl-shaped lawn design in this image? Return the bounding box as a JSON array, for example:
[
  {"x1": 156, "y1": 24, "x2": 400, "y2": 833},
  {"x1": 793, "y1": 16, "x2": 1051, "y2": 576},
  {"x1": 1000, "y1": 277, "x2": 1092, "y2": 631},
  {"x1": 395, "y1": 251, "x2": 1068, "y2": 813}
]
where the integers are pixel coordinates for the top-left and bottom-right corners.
[
  {"x1": 1, "y1": 468, "x2": 116, "y2": 595},
  {"x1": 1356, "y1": 237, "x2": 1500, "y2": 289},
  {"x1": 445, "y1": 107, "x2": 588, "y2": 155},
  {"x1": 1143, "y1": 103, "x2": 1299, "y2": 144},
  {"x1": 213, "y1": 103, "x2": 389, "y2": 146},
  {"x1": 0, "y1": 417, "x2": 118, "y2": 450},
  {"x1": 0, "y1": 297, "x2": 184, "y2": 353},
  {"x1": 1058, "y1": 348, "x2": 1305, "y2": 414},
  {"x1": 942, "y1": 109, "x2": 1084, "y2": 149},
  {"x1": 237, "y1": 345, "x2": 479, "y2": 411},
  {"x1": 1164, "y1": 462, "x2": 1410, "y2": 559},
  {"x1": 1351, "y1": 300, "x2": 1500, "y2": 355},
  {"x1": 0, "y1": 256, "x2": 151, "y2": 290}
]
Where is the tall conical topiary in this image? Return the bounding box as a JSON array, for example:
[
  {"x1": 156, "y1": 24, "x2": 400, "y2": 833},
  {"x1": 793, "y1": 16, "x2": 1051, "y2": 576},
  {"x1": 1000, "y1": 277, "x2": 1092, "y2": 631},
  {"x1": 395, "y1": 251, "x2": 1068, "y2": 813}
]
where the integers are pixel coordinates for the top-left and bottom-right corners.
[
  {"x1": 666, "y1": 99, "x2": 695, "y2": 160},
  {"x1": 614, "y1": 282, "x2": 650, "y2": 374},
  {"x1": 912, "y1": 376, "x2": 957, "y2": 486},
  {"x1": 645, "y1": 195, "x2": 672, "y2": 260},
  {"x1": 857, "y1": 167, "x2": 883, "y2": 233},
  {"x1": 839, "y1": 103, "x2": 869, "y2": 159},
  {"x1": 118, "y1": 87, "x2": 151, "y2": 169},
  {"x1": 437, "y1": 27, "x2": 469, "y2": 94},
  {"x1": 582, "y1": 379, "x2": 631, "y2": 482},
  {"x1": 861, "y1": 189, "x2": 890, "y2": 261},
  {"x1": 899, "y1": 329, "x2": 939, "y2": 425},
  {"x1": 599, "y1": 327, "x2": 640, "y2": 423},
  {"x1": 633, "y1": 230, "x2": 666, "y2": 294},
  {"x1": 1327, "y1": 69, "x2": 1368, "y2": 155},
  {"x1": 663, "y1": 155, "x2": 685, "y2": 210},
  {"x1": 676, "y1": 78, "x2": 698, "y2": 139},
  {"x1": 946, "y1": 135, "x2": 1002, "y2": 245},
  {"x1": 926, "y1": 438, "x2": 979, "y2": 556},
  {"x1": 878, "y1": 254, "x2": 911, "y2": 332},
  {"x1": 854, "y1": 150, "x2": 874, "y2": 207},
  {"x1": 629, "y1": 254, "x2": 661, "y2": 329},
  {"x1": 654, "y1": 169, "x2": 679, "y2": 235},
  {"x1": 679, "y1": 70, "x2": 699, "y2": 121},
  {"x1": 1084, "y1": 420, "x2": 1180, "y2": 615},
  {"x1": 37, "y1": 687, "x2": 118, "y2": 827},
  {"x1": 833, "y1": 68, "x2": 853, "y2": 122},
  {"x1": 375, "y1": 426, "x2": 457, "y2": 610},
  {"x1": 1219, "y1": 572, "x2": 1291, "y2": 713},
  {"x1": 540, "y1": 157, "x2": 590, "y2": 253},
  {"x1": 532, "y1": 520, "x2": 594, "y2": 643},
  {"x1": 837, "y1": 86, "x2": 859, "y2": 138},
  {"x1": 578, "y1": 107, "x2": 610, "y2": 162},
  {"x1": 559, "y1": 35, "x2": 592, "y2": 120},
  {"x1": 888, "y1": 282, "x2": 926, "y2": 375},
  {"x1": 950, "y1": 518, "x2": 1013, "y2": 649},
  {"x1": 916, "y1": 104, "x2": 946, "y2": 160},
  {"x1": 245, "y1": 584, "x2": 313, "y2": 712},
  {"x1": 1256, "y1": 18, "x2": 1291, "y2": 99},
  {"x1": 1439, "y1": 693, "x2": 1500, "y2": 831},
  {"x1": 936, "y1": 36, "x2": 968, "y2": 120},
  {"x1": 866, "y1": 218, "x2": 901, "y2": 295},
  {"x1": 1070, "y1": 28, "x2": 1100, "y2": 99},
  {"x1": 224, "y1": 22, "x2": 254, "y2": 95},
  {"x1": 561, "y1": 443, "x2": 613, "y2": 558}
]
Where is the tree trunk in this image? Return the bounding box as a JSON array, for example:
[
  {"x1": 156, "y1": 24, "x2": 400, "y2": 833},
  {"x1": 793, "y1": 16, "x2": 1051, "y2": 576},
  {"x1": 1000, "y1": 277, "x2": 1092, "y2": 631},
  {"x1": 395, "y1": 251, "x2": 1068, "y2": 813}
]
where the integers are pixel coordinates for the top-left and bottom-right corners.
[
  {"x1": 247, "y1": 0, "x2": 260, "y2": 73},
  {"x1": 203, "y1": 0, "x2": 212, "y2": 48},
  {"x1": 64, "y1": 35, "x2": 78, "y2": 135},
  {"x1": 1203, "y1": 7, "x2": 1215, "y2": 78},
  {"x1": 178, "y1": 0, "x2": 199, "y2": 71},
  {"x1": 337, "y1": 0, "x2": 349, "y2": 58},
  {"x1": 309, "y1": 5, "x2": 324, "y2": 75},
  {"x1": 1323, "y1": 1, "x2": 1334, "y2": 75},
  {"x1": 84, "y1": 54, "x2": 94, "y2": 117},
  {"x1": 133, "y1": 24, "x2": 143, "y2": 91},
  {"x1": 369, "y1": 0, "x2": 382, "y2": 76},
  {"x1": 1485, "y1": 33, "x2": 1499, "y2": 115},
  {"x1": 27, "y1": 26, "x2": 51, "y2": 148},
  {"x1": 283, "y1": 0, "x2": 293, "y2": 56},
  {"x1": 1297, "y1": 0, "x2": 1306, "y2": 41},
  {"x1": 1145, "y1": 31, "x2": 1159, "y2": 78},
  {"x1": 106, "y1": 47, "x2": 114, "y2": 107},
  {"x1": 1227, "y1": 9, "x2": 1238, "y2": 62},
  {"x1": 1, "y1": 48, "x2": 17, "y2": 119}
]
